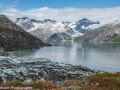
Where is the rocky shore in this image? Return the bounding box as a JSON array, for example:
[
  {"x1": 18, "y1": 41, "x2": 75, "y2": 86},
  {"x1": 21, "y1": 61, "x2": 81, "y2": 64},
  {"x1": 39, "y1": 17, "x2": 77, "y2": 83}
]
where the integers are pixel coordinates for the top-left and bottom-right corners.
[{"x1": 0, "y1": 55, "x2": 103, "y2": 83}]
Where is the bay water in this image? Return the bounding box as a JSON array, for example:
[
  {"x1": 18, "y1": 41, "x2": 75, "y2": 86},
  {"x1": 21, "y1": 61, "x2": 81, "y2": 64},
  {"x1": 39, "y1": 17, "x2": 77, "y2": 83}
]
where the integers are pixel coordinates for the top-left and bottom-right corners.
[{"x1": 11, "y1": 41, "x2": 120, "y2": 73}]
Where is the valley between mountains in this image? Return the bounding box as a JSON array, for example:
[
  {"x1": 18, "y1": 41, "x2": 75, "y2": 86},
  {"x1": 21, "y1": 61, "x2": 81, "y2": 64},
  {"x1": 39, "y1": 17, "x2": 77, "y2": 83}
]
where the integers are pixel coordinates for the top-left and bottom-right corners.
[{"x1": 0, "y1": 14, "x2": 120, "y2": 89}]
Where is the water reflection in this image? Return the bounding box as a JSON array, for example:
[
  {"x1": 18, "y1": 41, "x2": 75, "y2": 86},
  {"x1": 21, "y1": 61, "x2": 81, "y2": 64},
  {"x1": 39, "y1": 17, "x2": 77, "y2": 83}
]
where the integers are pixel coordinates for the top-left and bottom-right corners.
[
  {"x1": 82, "y1": 42, "x2": 120, "y2": 52},
  {"x1": 11, "y1": 41, "x2": 120, "y2": 72}
]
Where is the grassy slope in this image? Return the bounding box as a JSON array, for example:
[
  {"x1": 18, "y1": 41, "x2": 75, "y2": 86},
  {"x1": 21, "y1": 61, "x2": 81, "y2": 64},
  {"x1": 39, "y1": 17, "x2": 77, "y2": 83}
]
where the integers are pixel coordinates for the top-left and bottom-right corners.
[{"x1": 0, "y1": 72, "x2": 120, "y2": 90}]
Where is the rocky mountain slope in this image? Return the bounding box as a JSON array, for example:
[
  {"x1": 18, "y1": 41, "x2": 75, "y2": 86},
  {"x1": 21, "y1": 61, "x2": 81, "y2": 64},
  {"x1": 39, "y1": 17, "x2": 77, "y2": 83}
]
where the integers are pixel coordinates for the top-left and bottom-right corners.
[
  {"x1": 75, "y1": 22, "x2": 120, "y2": 42},
  {"x1": 0, "y1": 15, "x2": 25, "y2": 32},
  {"x1": 16, "y1": 17, "x2": 35, "y2": 30},
  {"x1": 16, "y1": 17, "x2": 100, "y2": 41},
  {"x1": 74, "y1": 18, "x2": 100, "y2": 33},
  {"x1": 0, "y1": 15, "x2": 51, "y2": 51}
]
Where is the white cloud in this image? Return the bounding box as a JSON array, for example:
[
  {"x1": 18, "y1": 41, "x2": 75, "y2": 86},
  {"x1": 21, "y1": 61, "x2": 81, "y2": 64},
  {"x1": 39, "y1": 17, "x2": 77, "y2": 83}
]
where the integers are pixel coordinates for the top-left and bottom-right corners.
[
  {"x1": 2, "y1": 6, "x2": 120, "y2": 27},
  {"x1": 4, "y1": 7, "x2": 19, "y2": 13}
]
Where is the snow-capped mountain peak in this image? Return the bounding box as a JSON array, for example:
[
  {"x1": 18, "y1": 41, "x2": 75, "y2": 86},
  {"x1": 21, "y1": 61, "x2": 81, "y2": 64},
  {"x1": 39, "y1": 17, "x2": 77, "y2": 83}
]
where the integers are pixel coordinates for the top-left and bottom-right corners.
[
  {"x1": 42, "y1": 19, "x2": 57, "y2": 24},
  {"x1": 16, "y1": 17, "x2": 34, "y2": 30},
  {"x1": 30, "y1": 19, "x2": 41, "y2": 23},
  {"x1": 74, "y1": 18, "x2": 100, "y2": 33},
  {"x1": 16, "y1": 17, "x2": 100, "y2": 41},
  {"x1": 16, "y1": 17, "x2": 29, "y2": 21}
]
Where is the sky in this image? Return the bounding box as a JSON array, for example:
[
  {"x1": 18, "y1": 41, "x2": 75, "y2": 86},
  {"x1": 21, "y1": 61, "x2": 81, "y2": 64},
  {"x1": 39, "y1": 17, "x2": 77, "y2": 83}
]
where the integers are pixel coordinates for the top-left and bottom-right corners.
[
  {"x1": 0, "y1": 0, "x2": 120, "y2": 26},
  {"x1": 0, "y1": 0, "x2": 120, "y2": 10}
]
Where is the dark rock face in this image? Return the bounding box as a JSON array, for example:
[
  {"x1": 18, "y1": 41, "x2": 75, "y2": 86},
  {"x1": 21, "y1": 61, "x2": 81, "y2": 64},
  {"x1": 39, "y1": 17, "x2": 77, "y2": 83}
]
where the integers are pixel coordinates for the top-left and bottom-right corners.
[
  {"x1": 0, "y1": 77, "x2": 3, "y2": 83},
  {"x1": 42, "y1": 19, "x2": 56, "y2": 24},
  {"x1": 0, "y1": 27, "x2": 46, "y2": 51},
  {"x1": 16, "y1": 18, "x2": 57, "y2": 30},
  {"x1": 62, "y1": 21, "x2": 72, "y2": 25},
  {"x1": 30, "y1": 19, "x2": 41, "y2": 23},
  {"x1": 16, "y1": 17, "x2": 35, "y2": 30},
  {"x1": 0, "y1": 15, "x2": 51, "y2": 51},
  {"x1": 0, "y1": 57, "x2": 103, "y2": 83},
  {"x1": 49, "y1": 33, "x2": 73, "y2": 41},
  {"x1": 75, "y1": 18, "x2": 100, "y2": 33},
  {"x1": 0, "y1": 15, "x2": 25, "y2": 32}
]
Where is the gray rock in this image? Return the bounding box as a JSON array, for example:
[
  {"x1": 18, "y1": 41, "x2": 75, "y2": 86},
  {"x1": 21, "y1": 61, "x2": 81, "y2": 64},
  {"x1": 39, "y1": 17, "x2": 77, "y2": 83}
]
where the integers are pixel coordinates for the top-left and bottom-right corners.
[
  {"x1": 0, "y1": 77, "x2": 3, "y2": 83},
  {"x1": 0, "y1": 56, "x2": 103, "y2": 83},
  {"x1": 56, "y1": 81, "x2": 63, "y2": 88},
  {"x1": 67, "y1": 85, "x2": 80, "y2": 90},
  {"x1": 96, "y1": 83, "x2": 99, "y2": 86},
  {"x1": 82, "y1": 76, "x2": 90, "y2": 85}
]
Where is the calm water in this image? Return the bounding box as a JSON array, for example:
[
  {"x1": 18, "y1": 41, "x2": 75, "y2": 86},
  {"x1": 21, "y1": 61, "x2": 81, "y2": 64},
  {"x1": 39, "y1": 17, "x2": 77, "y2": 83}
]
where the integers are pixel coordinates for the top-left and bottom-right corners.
[{"x1": 10, "y1": 41, "x2": 120, "y2": 73}]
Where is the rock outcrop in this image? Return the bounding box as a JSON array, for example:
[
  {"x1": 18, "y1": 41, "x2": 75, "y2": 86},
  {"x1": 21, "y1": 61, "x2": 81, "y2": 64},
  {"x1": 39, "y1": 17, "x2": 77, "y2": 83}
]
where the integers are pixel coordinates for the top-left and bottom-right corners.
[
  {"x1": 0, "y1": 15, "x2": 25, "y2": 32},
  {"x1": 0, "y1": 56, "x2": 103, "y2": 83},
  {"x1": 0, "y1": 15, "x2": 51, "y2": 51}
]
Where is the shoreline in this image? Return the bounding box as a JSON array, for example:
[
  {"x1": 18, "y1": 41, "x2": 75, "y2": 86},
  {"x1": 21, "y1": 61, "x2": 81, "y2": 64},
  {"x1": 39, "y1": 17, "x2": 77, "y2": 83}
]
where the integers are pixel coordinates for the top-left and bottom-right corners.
[{"x1": 0, "y1": 56, "x2": 104, "y2": 83}]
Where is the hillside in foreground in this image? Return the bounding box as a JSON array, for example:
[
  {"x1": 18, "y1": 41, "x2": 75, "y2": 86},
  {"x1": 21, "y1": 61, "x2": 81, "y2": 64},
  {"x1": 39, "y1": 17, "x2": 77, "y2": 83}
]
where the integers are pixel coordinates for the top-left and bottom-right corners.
[
  {"x1": 0, "y1": 72, "x2": 120, "y2": 90},
  {"x1": 0, "y1": 15, "x2": 51, "y2": 51}
]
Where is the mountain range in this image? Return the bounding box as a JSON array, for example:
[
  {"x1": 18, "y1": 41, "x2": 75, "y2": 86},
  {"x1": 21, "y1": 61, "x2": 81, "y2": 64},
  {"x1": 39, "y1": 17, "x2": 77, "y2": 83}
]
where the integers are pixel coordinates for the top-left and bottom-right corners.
[
  {"x1": 75, "y1": 21, "x2": 120, "y2": 42},
  {"x1": 1, "y1": 15, "x2": 119, "y2": 45},
  {"x1": 0, "y1": 15, "x2": 51, "y2": 51},
  {"x1": 16, "y1": 17, "x2": 100, "y2": 41}
]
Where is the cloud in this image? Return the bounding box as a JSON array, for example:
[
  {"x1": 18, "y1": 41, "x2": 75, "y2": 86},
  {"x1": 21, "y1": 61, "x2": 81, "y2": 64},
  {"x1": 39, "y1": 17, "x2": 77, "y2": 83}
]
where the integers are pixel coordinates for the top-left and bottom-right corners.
[
  {"x1": 2, "y1": 6, "x2": 120, "y2": 28},
  {"x1": 4, "y1": 7, "x2": 19, "y2": 13}
]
